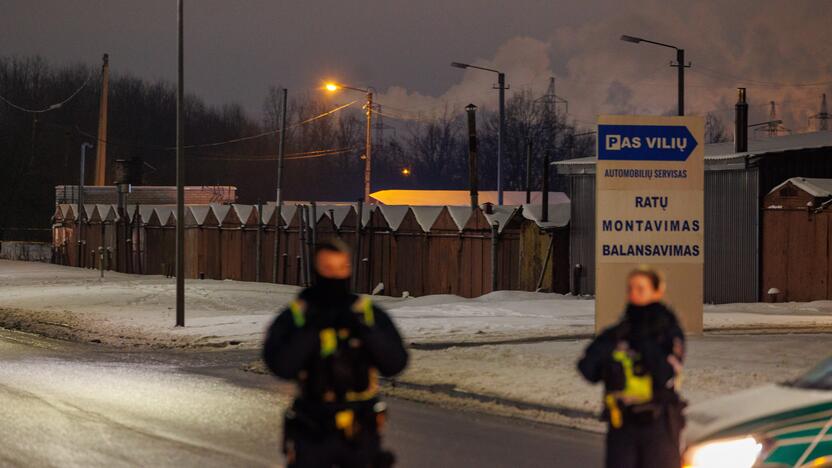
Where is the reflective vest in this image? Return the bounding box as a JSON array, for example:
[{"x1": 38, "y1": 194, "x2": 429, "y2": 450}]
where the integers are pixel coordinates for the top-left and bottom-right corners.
[
  {"x1": 605, "y1": 350, "x2": 654, "y2": 428},
  {"x1": 288, "y1": 296, "x2": 379, "y2": 403}
]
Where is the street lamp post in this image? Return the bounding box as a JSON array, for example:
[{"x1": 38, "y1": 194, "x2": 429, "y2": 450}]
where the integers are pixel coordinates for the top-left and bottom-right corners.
[
  {"x1": 273, "y1": 87, "x2": 287, "y2": 283},
  {"x1": 324, "y1": 82, "x2": 373, "y2": 203},
  {"x1": 175, "y1": 0, "x2": 185, "y2": 327},
  {"x1": 620, "y1": 35, "x2": 689, "y2": 116},
  {"x1": 451, "y1": 62, "x2": 507, "y2": 205}
]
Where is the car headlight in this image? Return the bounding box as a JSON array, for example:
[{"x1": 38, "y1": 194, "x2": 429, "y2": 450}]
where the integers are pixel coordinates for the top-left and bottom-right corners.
[{"x1": 683, "y1": 436, "x2": 763, "y2": 468}]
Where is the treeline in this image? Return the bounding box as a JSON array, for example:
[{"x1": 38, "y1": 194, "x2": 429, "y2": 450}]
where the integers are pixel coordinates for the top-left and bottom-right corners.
[{"x1": 0, "y1": 55, "x2": 594, "y2": 240}]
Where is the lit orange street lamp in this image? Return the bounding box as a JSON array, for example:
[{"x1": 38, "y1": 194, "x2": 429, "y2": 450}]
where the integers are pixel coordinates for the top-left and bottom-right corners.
[{"x1": 324, "y1": 81, "x2": 374, "y2": 202}]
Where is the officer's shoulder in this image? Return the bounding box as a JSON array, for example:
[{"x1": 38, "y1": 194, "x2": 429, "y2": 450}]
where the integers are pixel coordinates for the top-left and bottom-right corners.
[
  {"x1": 350, "y1": 294, "x2": 384, "y2": 310},
  {"x1": 273, "y1": 296, "x2": 308, "y2": 324},
  {"x1": 352, "y1": 295, "x2": 392, "y2": 318},
  {"x1": 656, "y1": 303, "x2": 680, "y2": 322},
  {"x1": 596, "y1": 322, "x2": 622, "y2": 341}
]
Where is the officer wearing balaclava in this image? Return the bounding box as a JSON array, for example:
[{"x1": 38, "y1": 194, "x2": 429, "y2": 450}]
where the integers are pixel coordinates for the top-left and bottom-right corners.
[
  {"x1": 577, "y1": 266, "x2": 686, "y2": 468},
  {"x1": 263, "y1": 239, "x2": 408, "y2": 467}
]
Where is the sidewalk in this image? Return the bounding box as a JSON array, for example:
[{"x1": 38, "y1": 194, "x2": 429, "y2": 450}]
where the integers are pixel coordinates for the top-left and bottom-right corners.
[{"x1": 2, "y1": 260, "x2": 831, "y2": 349}]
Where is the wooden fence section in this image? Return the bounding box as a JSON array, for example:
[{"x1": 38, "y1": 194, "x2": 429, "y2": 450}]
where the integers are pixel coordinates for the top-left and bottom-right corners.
[
  {"x1": 761, "y1": 178, "x2": 832, "y2": 302},
  {"x1": 52, "y1": 202, "x2": 570, "y2": 298}
]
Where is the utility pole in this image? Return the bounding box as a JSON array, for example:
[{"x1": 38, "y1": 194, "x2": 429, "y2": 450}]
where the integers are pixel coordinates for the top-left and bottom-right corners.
[
  {"x1": 525, "y1": 139, "x2": 532, "y2": 204},
  {"x1": 465, "y1": 104, "x2": 479, "y2": 210},
  {"x1": 94, "y1": 54, "x2": 110, "y2": 185},
  {"x1": 273, "y1": 87, "x2": 287, "y2": 283},
  {"x1": 675, "y1": 49, "x2": 685, "y2": 116},
  {"x1": 450, "y1": 62, "x2": 507, "y2": 204},
  {"x1": 175, "y1": 0, "x2": 185, "y2": 327},
  {"x1": 496, "y1": 72, "x2": 506, "y2": 205},
  {"x1": 78, "y1": 142, "x2": 93, "y2": 266},
  {"x1": 364, "y1": 91, "x2": 373, "y2": 203}
]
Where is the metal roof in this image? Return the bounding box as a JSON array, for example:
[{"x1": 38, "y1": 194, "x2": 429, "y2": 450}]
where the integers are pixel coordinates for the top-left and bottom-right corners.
[{"x1": 768, "y1": 177, "x2": 832, "y2": 198}]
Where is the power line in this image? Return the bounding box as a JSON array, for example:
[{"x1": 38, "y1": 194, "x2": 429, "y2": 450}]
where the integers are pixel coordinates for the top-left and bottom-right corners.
[
  {"x1": 0, "y1": 71, "x2": 93, "y2": 114},
  {"x1": 177, "y1": 100, "x2": 357, "y2": 149},
  {"x1": 187, "y1": 147, "x2": 358, "y2": 162},
  {"x1": 372, "y1": 107, "x2": 425, "y2": 122},
  {"x1": 71, "y1": 100, "x2": 358, "y2": 155},
  {"x1": 691, "y1": 65, "x2": 832, "y2": 88}
]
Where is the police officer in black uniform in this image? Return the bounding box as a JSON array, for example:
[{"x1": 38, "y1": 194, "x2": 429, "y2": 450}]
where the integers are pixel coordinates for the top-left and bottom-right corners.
[
  {"x1": 577, "y1": 267, "x2": 686, "y2": 468},
  {"x1": 263, "y1": 239, "x2": 409, "y2": 468}
]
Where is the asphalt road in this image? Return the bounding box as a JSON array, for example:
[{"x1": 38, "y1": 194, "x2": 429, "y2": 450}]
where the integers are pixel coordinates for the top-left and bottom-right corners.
[{"x1": 0, "y1": 329, "x2": 603, "y2": 467}]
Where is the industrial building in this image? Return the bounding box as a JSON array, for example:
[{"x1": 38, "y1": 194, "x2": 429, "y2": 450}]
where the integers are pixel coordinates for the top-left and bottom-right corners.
[{"x1": 556, "y1": 122, "x2": 832, "y2": 303}]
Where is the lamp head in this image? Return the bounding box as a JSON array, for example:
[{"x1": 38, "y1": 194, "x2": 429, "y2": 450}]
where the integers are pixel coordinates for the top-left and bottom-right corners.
[
  {"x1": 620, "y1": 34, "x2": 643, "y2": 44},
  {"x1": 451, "y1": 62, "x2": 470, "y2": 69}
]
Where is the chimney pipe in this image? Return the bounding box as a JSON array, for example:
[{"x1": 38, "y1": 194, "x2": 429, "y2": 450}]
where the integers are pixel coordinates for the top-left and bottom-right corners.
[
  {"x1": 735, "y1": 88, "x2": 748, "y2": 153},
  {"x1": 465, "y1": 104, "x2": 479, "y2": 210},
  {"x1": 541, "y1": 149, "x2": 550, "y2": 223}
]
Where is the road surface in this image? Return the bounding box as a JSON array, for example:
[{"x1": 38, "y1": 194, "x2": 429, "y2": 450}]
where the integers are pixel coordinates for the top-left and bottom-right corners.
[{"x1": 0, "y1": 328, "x2": 603, "y2": 467}]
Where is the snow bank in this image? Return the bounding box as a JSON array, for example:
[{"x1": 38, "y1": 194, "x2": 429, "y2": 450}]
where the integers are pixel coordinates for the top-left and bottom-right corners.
[
  {"x1": 1, "y1": 260, "x2": 831, "y2": 349},
  {"x1": 396, "y1": 334, "x2": 832, "y2": 432}
]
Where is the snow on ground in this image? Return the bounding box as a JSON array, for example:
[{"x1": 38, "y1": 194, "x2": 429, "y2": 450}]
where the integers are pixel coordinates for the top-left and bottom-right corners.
[
  {"x1": 396, "y1": 334, "x2": 832, "y2": 432},
  {"x1": 2, "y1": 260, "x2": 830, "y2": 430},
  {"x1": 1, "y1": 260, "x2": 832, "y2": 348}
]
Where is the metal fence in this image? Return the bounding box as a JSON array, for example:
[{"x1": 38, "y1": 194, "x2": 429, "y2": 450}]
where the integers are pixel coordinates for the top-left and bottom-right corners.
[{"x1": 564, "y1": 169, "x2": 760, "y2": 303}]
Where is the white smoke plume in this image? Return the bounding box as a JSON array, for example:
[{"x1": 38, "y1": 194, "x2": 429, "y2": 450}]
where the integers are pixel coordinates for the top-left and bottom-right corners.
[{"x1": 377, "y1": 0, "x2": 832, "y2": 135}]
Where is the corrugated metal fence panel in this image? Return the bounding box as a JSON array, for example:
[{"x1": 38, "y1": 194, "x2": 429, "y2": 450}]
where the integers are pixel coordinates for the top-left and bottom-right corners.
[
  {"x1": 567, "y1": 169, "x2": 760, "y2": 303},
  {"x1": 569, "y1": 175, "x2": 596, "y2": 295},
  {"x1": 703, "y1": 168, "x2": 760, "y2": 303}
]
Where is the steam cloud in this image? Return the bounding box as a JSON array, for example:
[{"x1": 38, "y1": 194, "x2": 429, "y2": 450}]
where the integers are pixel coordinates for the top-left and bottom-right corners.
[{"x1": 377, "y1": 0, "x2": 832, "y2": 135}]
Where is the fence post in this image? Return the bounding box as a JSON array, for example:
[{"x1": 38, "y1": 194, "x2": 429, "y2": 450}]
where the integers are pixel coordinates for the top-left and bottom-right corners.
[
  {"x1": 490, "y1": 221, "x2": 499, "y2": 292},
  {"x1": 98, "y1": 246, "x2": 105, "y2": 278},
  {"x1": 354, "y1": 200, "x2": 364, "y2": 292},
  {"x1": 298, "y1": 205, "x2": 307, "y2": 287},
  {"x1": 255, "y1": 201, "x2": 263, "y2": 282},
  {"x1": 304, "y1": 205, "x2": 314, "y2": 285}
]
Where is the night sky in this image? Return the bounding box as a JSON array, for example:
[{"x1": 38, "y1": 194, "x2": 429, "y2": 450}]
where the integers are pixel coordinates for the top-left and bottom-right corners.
[{"x1": 3, "y1": 0, "x2": 831, "y2": 129}]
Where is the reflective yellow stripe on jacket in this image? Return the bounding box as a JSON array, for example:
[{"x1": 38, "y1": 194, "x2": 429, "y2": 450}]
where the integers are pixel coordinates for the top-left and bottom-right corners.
[
  {"x1": 609, "y1": 350, "x2": 653, "y2": 405},
  {"x1": 352, "y1": 297, "x2": 375, "y2": 326},
  {"x1": 289, "y1": 299, "x2": 306, "y2": 327}
]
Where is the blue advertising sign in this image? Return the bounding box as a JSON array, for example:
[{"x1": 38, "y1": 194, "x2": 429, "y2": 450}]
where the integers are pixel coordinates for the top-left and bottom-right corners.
[{"x1": 598, "y1": 124, "x2": 698, "y2": 161}]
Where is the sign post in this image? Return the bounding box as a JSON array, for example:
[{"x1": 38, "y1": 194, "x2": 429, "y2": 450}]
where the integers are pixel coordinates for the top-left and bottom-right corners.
[{"x1": 595, "y1": 115, "x2": 704, "y2": 334}]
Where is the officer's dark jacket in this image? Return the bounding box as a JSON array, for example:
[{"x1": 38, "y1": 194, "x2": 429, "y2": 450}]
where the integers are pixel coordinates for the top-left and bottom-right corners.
[
  {"x1": 262, "y1": 286, "x2": 409, "y2": 403},
  {"x1": 577, "y1": 302, "x2": 685, "y2": 402}
]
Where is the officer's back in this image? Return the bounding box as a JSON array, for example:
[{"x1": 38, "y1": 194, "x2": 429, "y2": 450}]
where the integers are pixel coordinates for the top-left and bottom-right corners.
[{"x1": 263, "y1": 239, "x2": 409, "y2": 468}]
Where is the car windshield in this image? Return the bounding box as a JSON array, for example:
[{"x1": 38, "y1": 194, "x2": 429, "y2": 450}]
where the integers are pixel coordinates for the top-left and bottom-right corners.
[{"x1": 790, "y1": 357, "x2": 832, "y2": 390}]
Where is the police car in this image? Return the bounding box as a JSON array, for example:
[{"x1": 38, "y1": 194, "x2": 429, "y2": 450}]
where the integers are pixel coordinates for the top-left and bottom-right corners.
[{"x1": 683, "y1": 356, "x2": 832, "y2": 468}]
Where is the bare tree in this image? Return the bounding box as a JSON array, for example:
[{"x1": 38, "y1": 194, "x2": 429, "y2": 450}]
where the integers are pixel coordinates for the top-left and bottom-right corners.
[{"x1": 705, "y1": 112, "x2": 730, "y2": 143}]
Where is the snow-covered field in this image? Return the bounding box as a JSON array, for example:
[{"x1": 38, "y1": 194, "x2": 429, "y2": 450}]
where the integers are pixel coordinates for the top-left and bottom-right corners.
[
  {"x1": 1, "y1": 260, "x2": 830, "y2": 430},
  {"x1": 1, "y1": 260, "x2": 831, "y2": 348}
]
